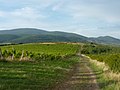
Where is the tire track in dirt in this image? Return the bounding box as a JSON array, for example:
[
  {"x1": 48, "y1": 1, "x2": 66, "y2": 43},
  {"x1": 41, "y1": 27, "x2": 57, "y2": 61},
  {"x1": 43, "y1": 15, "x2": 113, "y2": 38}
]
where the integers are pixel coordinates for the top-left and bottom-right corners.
[{"x1": 54, "y1": 55, "x2": 100, "y2": 90}]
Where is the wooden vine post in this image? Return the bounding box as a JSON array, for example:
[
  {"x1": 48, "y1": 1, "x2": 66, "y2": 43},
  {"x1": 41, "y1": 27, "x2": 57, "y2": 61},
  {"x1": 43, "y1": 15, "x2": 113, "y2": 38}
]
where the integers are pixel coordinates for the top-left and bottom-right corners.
[
  {"x1": 20, "y1": 50, "x2": 24, "y2": 61},
  {"x1": 25, "y1": 51, "x2": 29, "y2": 60},
  {"x1": 12, "y1": 48, "x2": 15, "y2": 60},
  {"x1": 0, "y1": 48, "x2": 3, "y2": 60}
]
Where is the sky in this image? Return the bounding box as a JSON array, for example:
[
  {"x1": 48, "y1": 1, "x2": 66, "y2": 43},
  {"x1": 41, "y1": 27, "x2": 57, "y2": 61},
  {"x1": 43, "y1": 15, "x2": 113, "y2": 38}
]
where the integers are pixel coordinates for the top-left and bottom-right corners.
[{"x1": 0, "y1": 0, "x2": 120, "y2": 38}]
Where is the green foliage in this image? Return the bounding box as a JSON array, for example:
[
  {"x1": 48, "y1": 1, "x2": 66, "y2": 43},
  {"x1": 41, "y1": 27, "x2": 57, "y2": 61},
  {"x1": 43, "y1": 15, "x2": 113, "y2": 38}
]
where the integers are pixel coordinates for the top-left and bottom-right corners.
[
  {"x1": 0, "y1": 43, "x2": 79, "y2": 61},
  {"x1": 105, "y1": 54, "x2": 120, "y2": 72},
  {"x1": 82, "y1": 44, "x2": 120, "y2": 72},
  {"x1": 15, "y1": 51, "x2": 22, "y2": 58},
  {"x1": 2, "y1": 50, "x2": 8, "y2": 57},
  {"x1": 81, "y1": 44, "x2": 112, "y2": 54}
]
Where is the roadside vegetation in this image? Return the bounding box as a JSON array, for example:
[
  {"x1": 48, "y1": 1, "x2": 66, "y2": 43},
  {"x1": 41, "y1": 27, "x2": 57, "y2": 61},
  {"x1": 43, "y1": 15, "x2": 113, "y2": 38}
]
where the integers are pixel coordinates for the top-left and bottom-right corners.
[{"x1": 81, "y1": 43, "x2": 120, "y2": 90}]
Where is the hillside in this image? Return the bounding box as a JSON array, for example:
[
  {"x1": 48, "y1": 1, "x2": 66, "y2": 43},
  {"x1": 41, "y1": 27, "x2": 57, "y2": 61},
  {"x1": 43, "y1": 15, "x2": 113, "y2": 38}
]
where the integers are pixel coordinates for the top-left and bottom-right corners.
[
  {"x1": 89, "y1": 36, "x2": 120, "y2": 45},
  {"x1": 0, "y1": 28, "x2": 120, "y2": 45},
  {"x1": 0, "y1": 28, "x2": 88, "y2": 43}
]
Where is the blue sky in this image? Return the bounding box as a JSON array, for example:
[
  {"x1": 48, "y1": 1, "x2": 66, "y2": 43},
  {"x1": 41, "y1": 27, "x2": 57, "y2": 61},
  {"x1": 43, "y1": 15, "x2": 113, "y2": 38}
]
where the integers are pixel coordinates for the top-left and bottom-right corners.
[{"x1": 0, "y1": 0, "x2": 120, "y2": 38}]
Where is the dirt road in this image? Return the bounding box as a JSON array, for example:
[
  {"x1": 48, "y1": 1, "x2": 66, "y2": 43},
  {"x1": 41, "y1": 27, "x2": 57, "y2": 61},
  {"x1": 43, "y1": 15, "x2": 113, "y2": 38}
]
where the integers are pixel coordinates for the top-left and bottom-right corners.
[{"x1": 54, "y1": 55, "x2": 100, "y2": 90}]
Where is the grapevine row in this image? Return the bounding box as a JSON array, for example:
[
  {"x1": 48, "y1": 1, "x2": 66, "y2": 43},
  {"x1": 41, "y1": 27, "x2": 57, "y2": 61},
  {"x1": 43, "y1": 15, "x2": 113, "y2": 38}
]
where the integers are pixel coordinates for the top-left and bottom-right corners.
[{"x1": 81, "y1": 44, "x2": 120, "y2": 72}]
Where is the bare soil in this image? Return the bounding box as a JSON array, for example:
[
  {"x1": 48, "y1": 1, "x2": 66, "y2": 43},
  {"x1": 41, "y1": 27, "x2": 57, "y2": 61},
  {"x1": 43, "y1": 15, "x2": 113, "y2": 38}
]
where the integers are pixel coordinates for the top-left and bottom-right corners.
[{"x1": 54, "y1": 55, "x2": 100, "y2": 90}]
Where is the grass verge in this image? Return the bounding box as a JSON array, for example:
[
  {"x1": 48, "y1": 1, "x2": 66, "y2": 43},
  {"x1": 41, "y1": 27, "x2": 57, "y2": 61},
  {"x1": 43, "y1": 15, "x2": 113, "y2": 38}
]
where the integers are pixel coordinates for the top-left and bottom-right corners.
[{"x1": 88, "y1": 56, "x2": 120, "y2": 90}]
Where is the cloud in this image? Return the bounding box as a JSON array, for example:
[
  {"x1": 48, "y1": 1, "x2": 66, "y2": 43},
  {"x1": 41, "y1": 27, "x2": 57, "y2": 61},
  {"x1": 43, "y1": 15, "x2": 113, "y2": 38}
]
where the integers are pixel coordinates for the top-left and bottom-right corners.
[
  {"x1": 0, "y1": 6, "x2": 49, "y2": 30},
  {"x1": 0, "y1": 0, "x2": 120, "y2": 38},
  {"x1": 62, "y1": 0, "x2": 120, "y2": 23},
  {"x1": 11, "y1": 7, "x2": 45, "y2": 20},
  {"x1": 0, "y1": 11, "x2": 4, "y2": 17},
  {"x1": 0, "y1": 6, "x2": 47, "y2": 25},
  {"x1": 52, "y1": 1, "x2": 65, "y2": 11}
]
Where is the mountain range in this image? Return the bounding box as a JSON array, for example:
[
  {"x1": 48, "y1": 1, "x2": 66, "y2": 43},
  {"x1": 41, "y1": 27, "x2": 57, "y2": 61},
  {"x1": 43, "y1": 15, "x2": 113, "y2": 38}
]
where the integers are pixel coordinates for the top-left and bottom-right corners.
[{"x1": 0, "y1": 28, "x2": 120, "y2": 45}]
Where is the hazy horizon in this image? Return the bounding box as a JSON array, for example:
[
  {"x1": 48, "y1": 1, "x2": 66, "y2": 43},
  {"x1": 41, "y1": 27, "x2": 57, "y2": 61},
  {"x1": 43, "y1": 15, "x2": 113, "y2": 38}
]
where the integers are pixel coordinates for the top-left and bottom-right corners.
[{"x1": 0, "y1": 0, "x2": 120, "y2": 38}]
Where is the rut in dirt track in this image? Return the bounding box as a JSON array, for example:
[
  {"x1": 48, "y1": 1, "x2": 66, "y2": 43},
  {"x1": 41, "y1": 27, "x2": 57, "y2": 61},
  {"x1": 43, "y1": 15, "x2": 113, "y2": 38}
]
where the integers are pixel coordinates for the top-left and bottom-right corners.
[{"x1": 54, "y1": 55, "x2": 100, "y2": 90}]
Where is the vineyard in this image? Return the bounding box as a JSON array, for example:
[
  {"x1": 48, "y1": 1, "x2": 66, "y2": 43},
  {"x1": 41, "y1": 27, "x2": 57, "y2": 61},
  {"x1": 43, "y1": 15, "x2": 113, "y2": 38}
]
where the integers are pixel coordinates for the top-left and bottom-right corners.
[
  {"x1": 0, "y1": 43, "x2": 79, "y2": 61},
  {"x1": 81, "y1": 44, "x2": 120, "y2": 72},
  {"x1": 0, "y1": 42, "x2": 120, "y2": 90},
  {"x1": 0, "y1": 43, "x2": 80, "y2": 89}
]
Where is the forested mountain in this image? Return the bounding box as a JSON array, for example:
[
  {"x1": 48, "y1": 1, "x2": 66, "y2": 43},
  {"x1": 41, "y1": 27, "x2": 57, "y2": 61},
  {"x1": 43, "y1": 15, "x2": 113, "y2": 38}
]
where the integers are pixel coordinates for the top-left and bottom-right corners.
[
  {"x1": 89, "y1": 36, "x2": 120, "y2": 45},
  {"x1": 0, "y1": 28, "x2": 120, "y2": 45}
]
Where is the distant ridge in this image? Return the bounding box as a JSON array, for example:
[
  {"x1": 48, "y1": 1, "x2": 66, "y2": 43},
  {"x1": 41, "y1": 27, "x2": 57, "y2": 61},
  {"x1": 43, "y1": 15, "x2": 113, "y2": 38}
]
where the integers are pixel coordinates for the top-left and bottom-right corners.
[
  {"x1": 89, "y1": 36, "x2": 120, "y2": 45},
  {"x1": 0, "y1": 28, "x2": 120, "y2": 45}
]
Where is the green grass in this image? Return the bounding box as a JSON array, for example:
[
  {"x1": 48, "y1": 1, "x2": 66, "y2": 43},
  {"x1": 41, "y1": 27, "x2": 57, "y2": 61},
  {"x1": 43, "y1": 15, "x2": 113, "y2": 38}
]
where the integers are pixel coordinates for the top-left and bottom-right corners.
[
  {"x1": 0, "y1": 56, "x2": 80, "y2": 90},
  {"x1": 89, "y1": 59, "x2": 120, "y2": 90},
  {"x1": 0, "y1": 43, "x2": 80, "y2": 90}
]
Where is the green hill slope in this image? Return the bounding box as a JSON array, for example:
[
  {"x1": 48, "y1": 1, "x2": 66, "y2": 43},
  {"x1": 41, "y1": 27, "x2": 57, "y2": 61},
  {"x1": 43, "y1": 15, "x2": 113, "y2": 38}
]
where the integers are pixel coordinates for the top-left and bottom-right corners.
[{"x1": 0, "y1": 28, "x2": 120, "y2": 45}]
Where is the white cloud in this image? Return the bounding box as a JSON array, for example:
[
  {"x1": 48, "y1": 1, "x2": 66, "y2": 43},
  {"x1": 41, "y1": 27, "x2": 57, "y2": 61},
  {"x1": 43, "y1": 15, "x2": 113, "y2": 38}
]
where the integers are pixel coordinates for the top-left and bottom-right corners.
[
  {"x1": 0, "y1": 11, "x2": 6, "y2": 17},
  {"x1": 0, "y1": 6, "x2": 48, "y2": 30},
  {"x1": 52, "y1": 1, "x2": 65, "y2": 11},
  {"x1": 0, "y1": 6, "x2": 47, "y2": 26},
  {"x1": 11, "y1": 7, "x2": 45, "y2": 20},
  {"x1": 62, "y1": 0, "x2": 120, "y2": 23},
  {"x1": 0, "y1": 0, "x2": 120, "y2": 38}
]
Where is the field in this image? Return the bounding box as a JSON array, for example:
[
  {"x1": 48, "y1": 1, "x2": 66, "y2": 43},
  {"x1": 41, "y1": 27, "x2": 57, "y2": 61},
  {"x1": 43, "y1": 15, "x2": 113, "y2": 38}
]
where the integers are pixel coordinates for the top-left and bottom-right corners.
[
  {"x1": 1, "y1": 43, "x2": 79, "y2": 55},
  {"x1": 0, "y1": 43, "x2": 79, "y2": 62},
  {"x1": 0, "y1": 42, "x2": 120, "y2": 90},
  {"x1": 0, "y1": 43, "x2": 80, "y2": 90}
]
